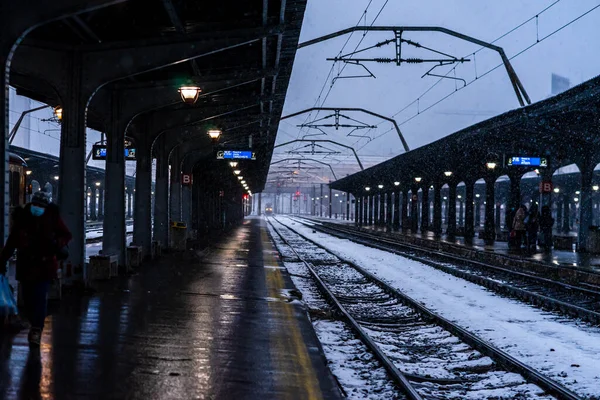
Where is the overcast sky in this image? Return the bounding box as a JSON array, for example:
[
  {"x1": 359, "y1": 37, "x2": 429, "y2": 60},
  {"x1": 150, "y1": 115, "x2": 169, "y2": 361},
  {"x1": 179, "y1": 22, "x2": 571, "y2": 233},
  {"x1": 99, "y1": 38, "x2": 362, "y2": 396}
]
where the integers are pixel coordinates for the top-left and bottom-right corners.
[{"x1": 274, "y1": 0, "x2": 600, "y2": 168}]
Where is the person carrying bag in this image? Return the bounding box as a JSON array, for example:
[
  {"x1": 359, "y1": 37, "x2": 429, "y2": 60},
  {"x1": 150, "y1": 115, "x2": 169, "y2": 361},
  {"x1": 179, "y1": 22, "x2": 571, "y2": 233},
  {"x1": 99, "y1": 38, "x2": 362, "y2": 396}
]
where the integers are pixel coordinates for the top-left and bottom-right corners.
[{"x1": 0, "y1": 190, "x2": 71, "y2": 346}]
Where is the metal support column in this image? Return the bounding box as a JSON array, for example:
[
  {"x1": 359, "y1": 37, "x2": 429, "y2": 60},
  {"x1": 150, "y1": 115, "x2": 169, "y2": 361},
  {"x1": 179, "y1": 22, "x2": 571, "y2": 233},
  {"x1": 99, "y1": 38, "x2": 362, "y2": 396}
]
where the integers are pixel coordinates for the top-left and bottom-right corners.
[
  {"x1": 258, "y1": 192, "x2": 262, "y2": 216},
  {"x1": 328, "y1": 186, "x2": 332, "y2": 218},
  {"x1": 447, "y1": 183, "x2": 457, "y2": 240},
  {"x1": 495, "y1": 203, "x2": 502, "y2": 232},
  {"x1": 578, "y1": 160, "x2": 595, "y2": 251},
  {"x1": 410, "y1": 189, "x2": 418, "y2": 233},
  {"x1": 320, "y1": 184, "x2": 323, "y2": 217},
  {"x1": 393, "y1": 190, "x2": 400, "y2": 231},
  {"x1": 362, "y1": 196, "x2": 367, "y2": 226},
  {"x1": 421, "y1": 186, "x2": 429, "y2": 233},
  {"x1": 368, "y1": 195, "x2": 374, "y2": 226},
  {"x1": 133, "y1": 137, "x2": 152, "y2": 258},
  {"x1": 401, "y1": 191, "x2": 409, "y2": 232},
  {"x1": 153, "y1": 136, "x2": 169, "y2": 249},
  {"x1": 373, "y1": 194, "x2": 379, "y2": 226},
  {"x1": 58, "y1": 53, "x2": 88, "y2": 281},
  {"x1": 386, "y1": 192, "x2": 392, "y2": 232},
  {"x1": 169, "y1": 149, "x2": 182, "y2": 223},
  {"x1": 0, "y1": 45, "x2": 10, "y2": 246},
  {"x1": 379, "y1": 192, "x2": 385, "y2": 227},
  {"x1": 354, "y1": 196, "x2": 359, "y2": 226},
  {"x1": 346, "y1": 192, "x2": 350, "y2": 220},
  {"x1": 103, "y1": 89, "x2": 127, "y2": 266},
  {"x1": 182, "y1": 184, "x2": 191, "y2": 231},
  {"x1": 433, "y1": 184, "x2": 442, "y2": 237},
  {"x1": 127, "y1": 193, "x2": 132, "y2": 219},
  {"x1": 97, "y1": 189, "x2": 104, "y2": 220},
  {"x1": 562, "y1": 194, "x2": 570, "y2": 233},
  {"x1": 464, "y1": 181, "x2": 475, "y2": 244},
  {"x1": 90, "y1": 188, "x2": 97, "y2": 220},
  {"x1": 484, "y1": 177, "x2": 496, "y2": 244}
]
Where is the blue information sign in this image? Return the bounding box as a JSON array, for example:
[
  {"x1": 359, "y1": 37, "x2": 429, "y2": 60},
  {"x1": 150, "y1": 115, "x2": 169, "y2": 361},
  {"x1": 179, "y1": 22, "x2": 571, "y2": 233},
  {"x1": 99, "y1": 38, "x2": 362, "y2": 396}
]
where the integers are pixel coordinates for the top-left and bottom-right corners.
[
  {"x1": 507, "y1": 156, "x2": 547, "y2": 167},
  {"x1": 216, "y1": 150, "x2": 256, "y2": 160},
  {"x1": 92, "y1": 144, "x2": 136, "y2": 160}
]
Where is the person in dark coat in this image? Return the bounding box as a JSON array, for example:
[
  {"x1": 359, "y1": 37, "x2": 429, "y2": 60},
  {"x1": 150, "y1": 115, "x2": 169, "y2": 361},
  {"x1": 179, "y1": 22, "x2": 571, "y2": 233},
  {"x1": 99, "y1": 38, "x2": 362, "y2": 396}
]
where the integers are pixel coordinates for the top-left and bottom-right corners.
[
  {"x1": 0, "y1": 190, "x2": 71, "y2": 346},
  {"x1": 525, "y1": 205, "x2": 540, "y2": 252},
  {"x1": 539, "y1": 205, "x2": 555, "y2": 251}
]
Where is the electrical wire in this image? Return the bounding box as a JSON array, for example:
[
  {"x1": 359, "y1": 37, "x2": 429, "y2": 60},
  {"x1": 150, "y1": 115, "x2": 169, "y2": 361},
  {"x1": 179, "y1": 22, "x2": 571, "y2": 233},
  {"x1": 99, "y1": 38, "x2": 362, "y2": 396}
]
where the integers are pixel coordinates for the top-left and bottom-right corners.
[
  {"x1": 357, "y1": 0, "x2": 597, "y2": 152},
  {"x1": 389, "y1": 0, "x2": 564, "y2": 120},
  {"x1": 393, "y1": 2, "x2": 600, "y2": 127},
  {"x1": 292, "y1": 0, "x2": 375, "y2": 143}
]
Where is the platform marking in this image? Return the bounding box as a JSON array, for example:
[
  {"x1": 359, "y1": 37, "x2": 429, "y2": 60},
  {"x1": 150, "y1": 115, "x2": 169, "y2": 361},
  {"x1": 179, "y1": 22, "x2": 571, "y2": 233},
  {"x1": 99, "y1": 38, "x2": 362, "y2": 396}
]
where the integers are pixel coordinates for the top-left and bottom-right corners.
[{"x1": 261, "y1": 227, "x2": 323, "y2": 400}]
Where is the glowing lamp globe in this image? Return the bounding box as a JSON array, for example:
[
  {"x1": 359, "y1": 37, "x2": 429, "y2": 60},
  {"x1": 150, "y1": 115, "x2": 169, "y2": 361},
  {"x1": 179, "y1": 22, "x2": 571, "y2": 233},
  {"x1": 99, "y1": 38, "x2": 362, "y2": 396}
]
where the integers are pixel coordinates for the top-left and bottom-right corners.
[{"x1": 178, "y1": 86, "x2": 201, "y2": 104}]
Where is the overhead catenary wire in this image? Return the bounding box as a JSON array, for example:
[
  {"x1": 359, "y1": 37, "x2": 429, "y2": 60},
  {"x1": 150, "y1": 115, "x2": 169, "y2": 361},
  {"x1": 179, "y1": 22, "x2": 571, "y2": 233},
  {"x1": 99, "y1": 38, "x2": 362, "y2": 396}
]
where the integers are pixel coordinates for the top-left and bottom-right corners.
[
  {"x1": 292, "y1": 0, "x2": 375, "y2": 144},
  {"x1": 355, "y1": 0, "x2": 597, "y2": 153},
  {"x1": 275, "y1": 0, "x2": 387, "y2": 185},
  {"x1": 291, "y1": 0, "x2": 390, "y2": 167}
]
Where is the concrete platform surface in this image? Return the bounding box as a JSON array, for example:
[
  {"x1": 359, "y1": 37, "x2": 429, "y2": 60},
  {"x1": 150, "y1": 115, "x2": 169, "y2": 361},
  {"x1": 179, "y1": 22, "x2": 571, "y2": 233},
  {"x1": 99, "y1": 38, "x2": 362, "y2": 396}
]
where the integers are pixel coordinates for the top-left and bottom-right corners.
[{"x1": 0, "y1": 218, "x2": 342, "y2": 400}]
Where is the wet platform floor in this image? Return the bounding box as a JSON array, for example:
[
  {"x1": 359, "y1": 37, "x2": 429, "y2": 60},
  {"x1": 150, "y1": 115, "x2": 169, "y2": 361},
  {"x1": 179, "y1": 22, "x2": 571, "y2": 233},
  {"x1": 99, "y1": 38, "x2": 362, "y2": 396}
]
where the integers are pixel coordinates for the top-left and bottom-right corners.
[{"x1": 0, "y1": 218, "x2": 341, "y2": 400}]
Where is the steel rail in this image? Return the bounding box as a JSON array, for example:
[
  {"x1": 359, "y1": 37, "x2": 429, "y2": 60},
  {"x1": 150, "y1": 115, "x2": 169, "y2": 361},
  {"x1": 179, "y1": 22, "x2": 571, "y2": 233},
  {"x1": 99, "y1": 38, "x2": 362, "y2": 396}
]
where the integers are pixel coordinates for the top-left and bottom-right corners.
[
  {"x1": 267, "y1": 217, "x2": 423, "y2": 400},
  {"x1": 278, "y1": 216, "x2": 583, "y2": 400},
  {"x1": 297, "y1": 218, "x2": 600, "y2": 325}
]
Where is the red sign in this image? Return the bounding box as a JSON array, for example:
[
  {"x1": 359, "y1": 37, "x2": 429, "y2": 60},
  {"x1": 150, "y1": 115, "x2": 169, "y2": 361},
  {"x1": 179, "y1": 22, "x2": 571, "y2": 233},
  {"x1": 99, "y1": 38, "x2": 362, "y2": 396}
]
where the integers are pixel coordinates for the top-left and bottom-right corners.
[
  {"x1": 182, "y1": 174, "x2": 192, "y2": 186},
  {"x1": 539, "y1": 181, "x2": 553, "y2": 193}
]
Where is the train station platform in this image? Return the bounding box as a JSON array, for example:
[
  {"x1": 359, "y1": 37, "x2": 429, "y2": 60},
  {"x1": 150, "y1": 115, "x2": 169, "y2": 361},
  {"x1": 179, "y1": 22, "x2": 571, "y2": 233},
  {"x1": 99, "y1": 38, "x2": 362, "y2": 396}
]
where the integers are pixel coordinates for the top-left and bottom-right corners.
[
  {"x1": 0, "y1": 217, "x2": 342, "y2": 400},
  {"x1": 304, "y1": 216, "x2": 600, "y2": 284}
]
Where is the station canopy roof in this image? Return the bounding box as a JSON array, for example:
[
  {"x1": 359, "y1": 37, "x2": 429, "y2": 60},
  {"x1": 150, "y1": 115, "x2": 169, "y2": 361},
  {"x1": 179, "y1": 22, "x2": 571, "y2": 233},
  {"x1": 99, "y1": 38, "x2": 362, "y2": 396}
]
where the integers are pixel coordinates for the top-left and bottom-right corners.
[
  {"x1": 330, "y1": 74, "x2": 600, "y2": 193},
  {"x1": 9, "y1": 0, "x2": 307, "y2": 192}
]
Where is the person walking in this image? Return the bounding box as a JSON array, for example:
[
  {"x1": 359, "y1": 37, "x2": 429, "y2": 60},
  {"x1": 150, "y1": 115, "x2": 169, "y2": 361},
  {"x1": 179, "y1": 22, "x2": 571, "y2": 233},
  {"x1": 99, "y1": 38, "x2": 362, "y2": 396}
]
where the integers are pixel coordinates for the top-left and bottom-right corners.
[
  {"x1": 0, "y1": 190, "x2": 71, "y2": 346},
  {"x1": 512, "y1": 204, "x2": 527, "y2": 249},
  {"x1": 539, "y1": 205, "x2": 555, "y2": 251}
]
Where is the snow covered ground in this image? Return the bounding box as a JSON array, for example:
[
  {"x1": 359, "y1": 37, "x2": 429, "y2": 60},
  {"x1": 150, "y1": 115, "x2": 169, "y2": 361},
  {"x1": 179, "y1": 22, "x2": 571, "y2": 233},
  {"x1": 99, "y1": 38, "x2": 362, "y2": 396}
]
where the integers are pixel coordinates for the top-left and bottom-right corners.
[
  {"x1": 86, "y1": 223, "x2": 134, "y2": 240},
  {"x1": 275, "y1": 216, "x2": 600, "y2": 398}
]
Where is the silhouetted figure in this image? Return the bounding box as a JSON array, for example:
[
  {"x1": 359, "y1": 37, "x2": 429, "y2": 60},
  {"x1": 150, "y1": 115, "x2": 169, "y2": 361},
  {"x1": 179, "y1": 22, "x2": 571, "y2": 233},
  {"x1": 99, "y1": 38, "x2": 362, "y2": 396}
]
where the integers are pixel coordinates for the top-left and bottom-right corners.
[{"x1": 0, "y1": 190, "x2": 71, "y2": 346}]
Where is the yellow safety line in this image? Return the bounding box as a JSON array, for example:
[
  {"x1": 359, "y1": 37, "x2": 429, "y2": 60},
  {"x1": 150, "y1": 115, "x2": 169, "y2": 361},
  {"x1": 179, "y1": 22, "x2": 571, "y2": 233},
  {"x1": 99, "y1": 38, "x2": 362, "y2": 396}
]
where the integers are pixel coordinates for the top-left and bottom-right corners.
[{"x1": 261, "y1": 226, "x2": 323, "y2": 400}]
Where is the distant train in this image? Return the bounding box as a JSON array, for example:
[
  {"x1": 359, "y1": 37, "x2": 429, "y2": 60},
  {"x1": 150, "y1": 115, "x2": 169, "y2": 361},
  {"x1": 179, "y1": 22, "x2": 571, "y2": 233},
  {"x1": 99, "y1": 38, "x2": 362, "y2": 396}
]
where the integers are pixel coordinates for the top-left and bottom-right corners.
[{"x1": 265, "y1": 203, "x2": 274, "y2": 216}]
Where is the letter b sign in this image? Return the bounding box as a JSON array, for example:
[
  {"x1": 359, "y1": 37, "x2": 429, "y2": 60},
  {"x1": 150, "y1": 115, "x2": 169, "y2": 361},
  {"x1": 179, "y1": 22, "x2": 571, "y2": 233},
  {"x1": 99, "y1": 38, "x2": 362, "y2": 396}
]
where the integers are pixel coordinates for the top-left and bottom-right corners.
[
  {"x1": 539, "y1": 181, "x2": 553, "y2": 193},
  {"x1": 182, "y1": 174, "x2": 192, "y2": 186}
]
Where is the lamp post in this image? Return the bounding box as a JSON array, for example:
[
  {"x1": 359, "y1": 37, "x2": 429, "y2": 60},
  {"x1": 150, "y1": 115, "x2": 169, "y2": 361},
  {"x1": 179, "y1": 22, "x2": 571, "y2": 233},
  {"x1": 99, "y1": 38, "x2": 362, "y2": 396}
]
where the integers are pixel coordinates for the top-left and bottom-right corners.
[
  {"x1": 178, "y1": 86, "x2": 201, "y2": 104},
  {"x1": 207, "y1": 129, "x2": 222, "y2": 144},
  {"x1": 53, "y1": 106, "x2": 63, "y2": 121}
]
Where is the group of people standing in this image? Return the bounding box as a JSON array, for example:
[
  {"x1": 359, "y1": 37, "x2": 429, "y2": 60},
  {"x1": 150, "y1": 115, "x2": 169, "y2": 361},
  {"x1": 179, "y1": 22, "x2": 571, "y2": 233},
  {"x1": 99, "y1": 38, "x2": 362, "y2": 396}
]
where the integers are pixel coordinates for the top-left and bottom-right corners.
[{"x1": 512, "y1": 204, "x2": 554, "y2": 251}]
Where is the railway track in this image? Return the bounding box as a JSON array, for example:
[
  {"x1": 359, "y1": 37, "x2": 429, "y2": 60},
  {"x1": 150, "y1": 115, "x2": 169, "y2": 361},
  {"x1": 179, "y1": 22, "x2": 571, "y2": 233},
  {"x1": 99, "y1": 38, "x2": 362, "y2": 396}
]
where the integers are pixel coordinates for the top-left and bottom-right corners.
[
  {"x1": 289, "y1": 216, "x2": 600, "y2": 326},
  {"x1": 85, "y1": 225, "x2": 134, "y2": 243},
  {"x1": 268, "y1": 216, "x2": 581, "y2": 400}
]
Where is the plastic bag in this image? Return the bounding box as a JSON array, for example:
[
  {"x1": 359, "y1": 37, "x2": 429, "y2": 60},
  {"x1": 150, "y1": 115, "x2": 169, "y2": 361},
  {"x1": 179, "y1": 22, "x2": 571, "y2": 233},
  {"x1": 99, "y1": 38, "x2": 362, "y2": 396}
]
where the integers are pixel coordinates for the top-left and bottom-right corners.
[{"x1": 0, "y1": 275, "x2": 18, "y2": 319}]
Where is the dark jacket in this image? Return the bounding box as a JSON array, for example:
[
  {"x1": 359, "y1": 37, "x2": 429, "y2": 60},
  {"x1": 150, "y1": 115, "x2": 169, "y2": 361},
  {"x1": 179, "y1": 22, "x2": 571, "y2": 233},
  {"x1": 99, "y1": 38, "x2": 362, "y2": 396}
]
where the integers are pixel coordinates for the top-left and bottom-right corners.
[
  {"x1": 540, "y1": 213, "x2": 554, "y2": 231},
  {"x1": 526, "y1": 213, "x2": 539, "y2": 235},
  {"x1": 0, "y1": 203, "x2": 72, "y2": 281}
]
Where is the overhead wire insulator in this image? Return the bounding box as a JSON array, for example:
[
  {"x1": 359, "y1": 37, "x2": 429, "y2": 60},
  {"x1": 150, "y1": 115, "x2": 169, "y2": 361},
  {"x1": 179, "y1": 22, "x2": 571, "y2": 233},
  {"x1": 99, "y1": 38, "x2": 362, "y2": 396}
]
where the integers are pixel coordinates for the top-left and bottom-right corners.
[
  {"x1": 405, "y1": 58, "x2": 424, "y2": 63},
  {"x1": 374, "y1": 58, "x2": 394, "y2": 63},
  {"x1": 375, "y1": 39, "x2": 395, "y2": 48}
]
